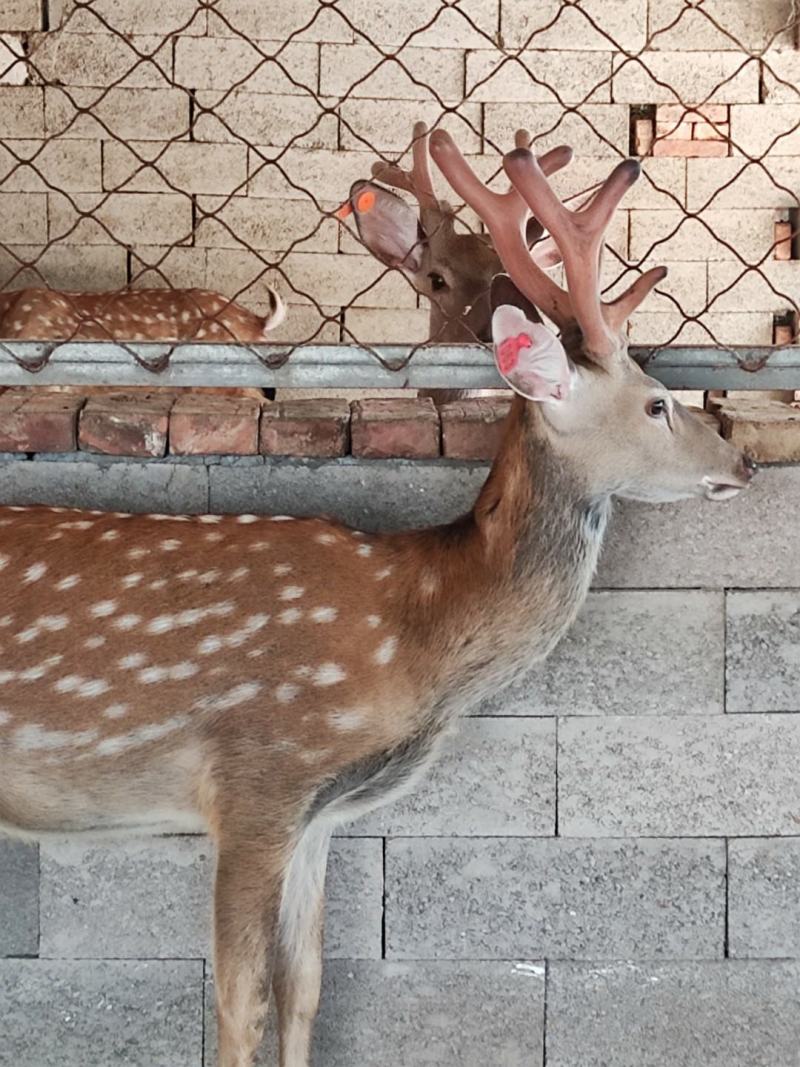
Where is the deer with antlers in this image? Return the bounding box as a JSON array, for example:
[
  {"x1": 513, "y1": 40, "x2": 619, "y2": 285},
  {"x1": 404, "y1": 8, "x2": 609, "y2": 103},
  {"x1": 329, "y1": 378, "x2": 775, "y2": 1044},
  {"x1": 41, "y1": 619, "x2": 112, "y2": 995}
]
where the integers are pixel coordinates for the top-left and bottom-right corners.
[
  {"x1": 339, "y1": 121, "x2": 566, "y2": 401},
  {"x1": 0, "y1": 130, "x2": 756, "y2": 1067}
]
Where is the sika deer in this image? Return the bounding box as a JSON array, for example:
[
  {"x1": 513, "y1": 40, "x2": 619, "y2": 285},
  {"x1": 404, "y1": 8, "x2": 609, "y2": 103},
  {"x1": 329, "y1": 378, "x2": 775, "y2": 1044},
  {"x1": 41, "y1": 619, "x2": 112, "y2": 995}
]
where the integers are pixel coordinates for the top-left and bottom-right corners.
[
  {"x1": 0, "y1": 133, "x2": 755, "y2": 1067},
  {"x1": 339, "y1": 122, "x2": 567, "y2": 401}
]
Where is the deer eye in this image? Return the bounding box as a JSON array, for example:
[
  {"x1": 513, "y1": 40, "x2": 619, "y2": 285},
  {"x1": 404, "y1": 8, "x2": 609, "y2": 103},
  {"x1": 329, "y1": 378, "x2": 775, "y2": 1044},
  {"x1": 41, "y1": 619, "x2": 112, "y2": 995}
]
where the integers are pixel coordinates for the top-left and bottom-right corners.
[
  {"x1": 428, "y1": 272, "x2": 447, "y2": 292},
  {"x1": 646, "y1": 397, "x2": 668, "y2": 419}
]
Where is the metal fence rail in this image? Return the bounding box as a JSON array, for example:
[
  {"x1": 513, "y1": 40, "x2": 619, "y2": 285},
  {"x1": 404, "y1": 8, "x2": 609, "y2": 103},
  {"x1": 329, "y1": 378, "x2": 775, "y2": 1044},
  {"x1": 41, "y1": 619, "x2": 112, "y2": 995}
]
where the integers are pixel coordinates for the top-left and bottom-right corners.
[{"x1": 1, "y1": 0, "x2": 799, "y2": 386}]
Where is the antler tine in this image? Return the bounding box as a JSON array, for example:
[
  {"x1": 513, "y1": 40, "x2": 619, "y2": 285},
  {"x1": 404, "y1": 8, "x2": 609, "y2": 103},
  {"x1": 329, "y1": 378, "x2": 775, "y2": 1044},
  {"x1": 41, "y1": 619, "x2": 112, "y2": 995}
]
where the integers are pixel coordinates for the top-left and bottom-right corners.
[
  {"x1": 370, "y1": 122, "x2": 439, "y2": 215},
  {"x1": 430, "y1": 129, "x2": 572, "y2": 329},
  {"x1": 605, "y1": 265, "x2": 668, "y2": 330},
  {"x1": 505, "y1": 149, "x2": 641, "y2": 358}
]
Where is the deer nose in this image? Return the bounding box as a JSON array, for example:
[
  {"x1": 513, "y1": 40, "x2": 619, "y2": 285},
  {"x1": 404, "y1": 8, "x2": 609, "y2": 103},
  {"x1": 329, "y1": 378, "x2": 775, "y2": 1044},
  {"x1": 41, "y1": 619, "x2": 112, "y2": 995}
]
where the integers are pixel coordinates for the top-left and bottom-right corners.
[{"x1": 740, "y1": 453, "x2": 758, "y2": 482}]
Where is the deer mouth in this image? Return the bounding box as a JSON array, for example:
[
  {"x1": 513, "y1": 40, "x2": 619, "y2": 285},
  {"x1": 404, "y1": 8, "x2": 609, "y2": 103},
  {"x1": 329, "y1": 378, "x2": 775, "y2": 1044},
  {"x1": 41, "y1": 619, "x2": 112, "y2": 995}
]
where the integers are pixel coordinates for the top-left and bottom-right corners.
[{"x1": 701, "y1": 477, "x2": 746, "y2": 501}]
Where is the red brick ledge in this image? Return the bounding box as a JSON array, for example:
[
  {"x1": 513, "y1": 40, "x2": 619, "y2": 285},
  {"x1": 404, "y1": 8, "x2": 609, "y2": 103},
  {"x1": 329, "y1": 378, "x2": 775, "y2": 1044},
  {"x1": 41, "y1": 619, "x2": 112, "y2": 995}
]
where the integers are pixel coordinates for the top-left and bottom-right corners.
[{"x1": 0, "y1": 392, "x2": 513, "y2": 462}]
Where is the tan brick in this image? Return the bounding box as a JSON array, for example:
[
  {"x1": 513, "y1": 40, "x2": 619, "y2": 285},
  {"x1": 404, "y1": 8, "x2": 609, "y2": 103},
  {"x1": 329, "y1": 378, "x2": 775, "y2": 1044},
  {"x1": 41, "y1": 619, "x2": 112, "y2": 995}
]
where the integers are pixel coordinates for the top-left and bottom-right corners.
[
  {"x1": 0, "y1": 192, "x2": 46, "y2": 243},
  {"x1": 103, "y1": 141, "x2": 248, "y2": 196},
  {"x1": 193, "y1": 91, "x2": 337, "y2": 149},
  {"x1": 628, "y1": 311, "x2": 773, "y2": 346},
  {"x1": 634, "y1": 117, "x2": 654, "y2": 156},
  {"x1": 0, "y1": 33, "x2": 26, "y2": 85},
  {"x1": 52, "y1": 0, "x2": 206, "y2": 35},
  {"x1": 344, "y1": 306, "x2": 429, "y2": 344},
  {"x1": 130, "y1": 246, "x2": 208, "y2": 291},
  {"x1": 45, "y1": 86, "x2": 189, "y2": 140},
  {"x1": 730, "y1": 105, "x2": 800, "y2": 157},
  {"x1": 655, "y1": 121, "x2": 695, "y2": 139},
  {"x1": 0, "y1": 391, "x2": 82, "y2": 452},
  {"x1": 606, "y1": 262, "x2": 708, "y2": 317},
  {"x1": 0, "y1": 86, "x2": 43, "y2": 137},
  {"x1": 272, "y1": 252, "x2": 417, "y2": 309},
  {"x1": 206, "y1": 0, "x2": 354, "y2": 43},
  {"x1": 612, "y1": 53, "x2": 760, "y2": 104},
  {"x1": 0, "y1": 243, "x2": 128, "y2": 291},
  {"x1": 484, "y1": 103, "x2": 628, "y2": 157},
  {"x1": 647, "y1": 0, "x2": 796, "y2": 52},
  {"x1": 174, "y1": 36, "x2": 317, "y2": 95},
  {"x1": 170, "y1": 395, "x2": 260, "y2": 455},
  {"x1": 550, "y1": 156, "x2": 685, "y2": 211},
  {"x1": 195, "y1": 196, "x2": 338, "y2": 254},
  {"x1": 334, "y1": 0, "x2": 497, "y2": 48},
  {"x1": 762, "y1": 50, "x2": 800, "y2": 104},
  {"x1": 49, "y1": 191, "x2": 193, "y2": 247},
  {"x1": 0, "y1": 139, "x2": 102, "y2": 192},
  {"x1": 247, "y1": 148, "x2": 375, "y2": 202},
  {"x1": 707, "y1": 261, "x2": 800, "y2": 312},
  {"x1": 656, "y1": 104, "x2": 730, "y2": 124},
  {"x1": 351, "y1": 397, "x2": 440, "y2": 458},
  {"x1": 774, "y1": 221, "x2": 793, "y2": 261},
  {"x1": 339, "y1": 101, "x2": 482, "y2": 154},
  {"x1": 321, "y1": 43, "x2": 464, "y2": 102},
  {"x1": 629, "y1": 209, "x2": 776, "y2": 262},
  {"x1": 466, "y1": 50, "x2": 612, "y2": 104},
  {"x1": 717, "y1": 398, "x2": 800, "y2": 462},
  {"x1": 28, "y1": 32, "x2": 173, "y2": 89},
  {"x1": 693, "y1": 122, "x2": 729, "y2": 142},
  {"x1": 686, "y1": 157, "x2": 800, "y2": 210},
  {"x1": 79, "y1": 394, "x2": 173, "y2": 457},
  {"x1": 260, "y1": 399, "x2": 350, "y2": 457},
  {"x1": 502, "y1": 0, "x2": 647, "y2": 50},
  {"x1": 0, "y1": 0, "x2": 40, "y2": 31},
  {"x1": 652, "y1": 139, "x2": 729, "y2": 158},
  {"x1": 440, "y1": 397, "x2": 512, "y2": 460}
]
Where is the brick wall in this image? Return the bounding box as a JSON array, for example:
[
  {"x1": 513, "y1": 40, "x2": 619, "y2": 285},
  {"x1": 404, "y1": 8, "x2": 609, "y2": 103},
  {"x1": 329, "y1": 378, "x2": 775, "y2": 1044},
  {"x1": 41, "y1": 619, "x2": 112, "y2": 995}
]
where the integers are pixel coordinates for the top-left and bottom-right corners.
[
  {"x1": 0, "y1": 1, "x2": 798, "y2": 348},
  {"x1": 0, "y1": 455, "x2": 798, "y2": 1065}
]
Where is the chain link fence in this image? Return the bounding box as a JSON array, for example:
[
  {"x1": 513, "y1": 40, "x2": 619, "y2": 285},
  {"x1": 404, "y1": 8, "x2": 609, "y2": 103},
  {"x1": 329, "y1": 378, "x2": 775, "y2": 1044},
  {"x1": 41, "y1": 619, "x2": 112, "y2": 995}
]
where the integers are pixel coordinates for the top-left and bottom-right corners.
[{"x1": 0, "y1": 0, "x2": 799, "y2": 383}]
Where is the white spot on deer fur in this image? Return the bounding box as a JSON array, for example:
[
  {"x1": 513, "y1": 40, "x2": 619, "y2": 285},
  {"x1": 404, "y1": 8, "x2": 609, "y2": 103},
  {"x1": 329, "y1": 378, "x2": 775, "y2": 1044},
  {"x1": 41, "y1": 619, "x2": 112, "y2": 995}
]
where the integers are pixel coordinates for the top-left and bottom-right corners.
[
  {"x1": 114, "y1": 613, "x2": 141, "y2": 631},
  {"x1": 128, "y1": 547, "x2": 147, "y2": 559},
  {"x1": 147, "y1": 615, "x2": 173, "y2": 634},
  {"x1": 313, "y1": 663, "x2": 345, "y2": 687},
  {"x1": 46, "y1": 532, "x2": 63, "y2": 541},
  {"x1": 58, "y1": 520, "x2": 92, "y2": 530},
  {"x1": 279, "y1": 608, "x2": 301, "y2": 625},
  {"x1": 95, "y1": 715, "x2": 189, "y2": 756},
  {"x1": 366, "y1": 614, "x2": 381, "y2": 628},
  {"x1": 0, "y1": 710, "x2": 9, "y2": 725},
  {"x1": 356, "y1": 544, "x2": 373, "y2": 557},
  {"x1": 199, "y1": 570, "x2": 220, "y2": 583},
  {"x1": 0, "y1": 554, "x2": 8, "y2": 570},
  {"x1": 14, "y1": 724, "x2": 99, "y2": 752},
  {"x1": 229, "y1": 567, "x2": 249, "y2": 581},
  {"x1": 0, "y1": 670, "x2": 16, "y2": 684},
  {"x1": 199, "y1": 515, "x2": 222, "y2": 523},
  {"x1": 374, "y1": 636, "x2": 398, "y2": 665},
  {"x1": 275, "y1": 683, "x2": 299, "y2": 703},
  {"x1": 149, "y1": 578, "x2": 167, "y2": 590},
  {"x1": 119, "y1": 652, "x2": 147, "y2": 669},
  {"x1": 54, "y1": 675, "x2": 81, "y2": 693},
  {"x1": 311, "y1": 607, "x2": 337, "y2": 623},
  {"x1": 103, "y1": 703, "x2": 129, "y2": 719},
  {"x1": 56, "y1": 574, "x2": 80, "y2": 591},
  {"x1": 280, "y1": 586, "x2": 304, "y2": 601},
  {"x1": 329, "y1": 709, "x2": 366, "y2": 732},
  {"x1": 39, "y1": 615, "x2": 68, "y2": 631},
  {"x1": 139, "y1": 666, "x2": 167, "y2": 684},
  {"x1": 247, "y1": 648, "x2": 264, "y2": 659},
  {"x1": 100, "y1": 529, "x2": 120, "y2": 541},
  {"x1": 161, "y1": 539, "x2": 181, "y2": 551},
  {"x1": 237, "y1": 514, "x2": 258, "y2": 523},
  {"x1": 205, "y1": 531, "x2": 224, "y2": 543},
  {"x1": 271, "y1": 515, "x2": 293, "y2": 522},
  {"x1": 316, "y1": 533, "x2": 336, "y2": 545},
  {"x1": 273, "y1": 563, "x2": 292, "y2": 576},
  {"x1": 85, "y1": 635, "x2": 106, "y2": 649},
  {"x1": 121, "y1": 573, "x2": 143, "y2": 588},
  {"x1": 79, "y1": 678, "x2": 110, "y2": 698},
  {"x1": 16, "y1": 626, "x2": 40, "y2": 644},
  {"x1": 23, "y1": 562, "x2": 47, "y2": 583},
  {"x1": 198, "y1": 635, "x2": 223, "y2": 655},
  {"x1": 196, "y1": 682, "x2": 262, "y2": 712},
  {"x1": 90, "y1": 599, "x2": 117, "y2": 618},
  {"x1": 250, "y1": 541, "x2": 270, "y2": 551},
  {"x1": 0, "y1": 616, "x2": 11, "y2": 628},
  {"x1": 178, "y1": 569, "x2": 198, "y2": 580},
  {"x1": 375, "y1": 567, "x2": 393, "y2": 581}
]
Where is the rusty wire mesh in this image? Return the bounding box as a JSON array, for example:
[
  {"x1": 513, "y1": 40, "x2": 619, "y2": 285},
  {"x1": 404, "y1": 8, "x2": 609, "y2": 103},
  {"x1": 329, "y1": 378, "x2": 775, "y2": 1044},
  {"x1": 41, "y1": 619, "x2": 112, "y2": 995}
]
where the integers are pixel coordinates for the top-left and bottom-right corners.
[{"x1": 0, "y1": 0, "x2": 799, "y2": 377}]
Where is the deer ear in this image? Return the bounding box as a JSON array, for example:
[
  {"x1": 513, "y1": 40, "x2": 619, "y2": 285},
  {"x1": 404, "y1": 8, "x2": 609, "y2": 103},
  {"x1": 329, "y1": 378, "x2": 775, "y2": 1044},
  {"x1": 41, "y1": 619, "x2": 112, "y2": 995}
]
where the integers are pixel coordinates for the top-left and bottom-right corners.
[
  {"x1": 492, "y1": 303, "x2": 573, "y2": 403},
  {"x1": 344, "y1": 181, "x2": 426, "y2": 273}
]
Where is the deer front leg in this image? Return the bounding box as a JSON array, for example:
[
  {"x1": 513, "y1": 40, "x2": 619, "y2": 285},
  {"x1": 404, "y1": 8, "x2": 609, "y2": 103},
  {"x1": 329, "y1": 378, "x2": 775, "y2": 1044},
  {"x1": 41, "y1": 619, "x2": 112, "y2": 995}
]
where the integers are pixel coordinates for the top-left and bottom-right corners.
[
  {"x1": 213, "y1": 834, "x2": 287, "y2": 1067},
  {"x1": 273, "y1": 821, "x2": 332, "y2": 1067}
]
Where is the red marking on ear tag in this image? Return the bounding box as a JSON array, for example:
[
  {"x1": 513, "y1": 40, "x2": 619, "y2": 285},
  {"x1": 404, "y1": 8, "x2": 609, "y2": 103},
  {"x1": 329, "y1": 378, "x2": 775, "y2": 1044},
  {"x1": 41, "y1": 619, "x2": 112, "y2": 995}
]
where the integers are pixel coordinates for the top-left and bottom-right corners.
[
  {"x1": 497, "y1": 332, "x2": 532, "y2": 375},
  {"x1": 356, "y1": 190, "x2": 376, "y2": 213},
  {"x1": 335, "y1": 203, "x2": 353, "y2": 220}
]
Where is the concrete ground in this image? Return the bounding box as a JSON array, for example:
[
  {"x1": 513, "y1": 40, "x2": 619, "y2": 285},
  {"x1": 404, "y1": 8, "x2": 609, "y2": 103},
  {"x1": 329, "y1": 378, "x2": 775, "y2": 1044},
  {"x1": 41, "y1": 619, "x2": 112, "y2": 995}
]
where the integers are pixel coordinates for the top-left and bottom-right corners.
[{"x1": 1, "y1": 455, "x2": 799, "y2": 1066}]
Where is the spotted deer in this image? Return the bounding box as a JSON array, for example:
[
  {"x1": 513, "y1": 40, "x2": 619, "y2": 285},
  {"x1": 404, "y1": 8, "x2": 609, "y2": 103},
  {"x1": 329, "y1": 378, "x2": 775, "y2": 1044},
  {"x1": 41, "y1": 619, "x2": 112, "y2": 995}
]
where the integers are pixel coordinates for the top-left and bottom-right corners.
[
  {"x1": 339, "y1": 121, "x2": 567, "y2": 402},
  {"x1": 0, "y1": 131, "x2": 756, "y2": 1067}
]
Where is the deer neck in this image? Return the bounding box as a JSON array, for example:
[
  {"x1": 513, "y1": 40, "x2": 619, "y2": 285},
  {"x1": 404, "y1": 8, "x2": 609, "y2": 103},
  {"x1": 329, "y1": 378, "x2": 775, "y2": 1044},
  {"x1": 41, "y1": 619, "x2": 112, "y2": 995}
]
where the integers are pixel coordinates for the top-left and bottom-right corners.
[{"x1": 403, "y1": 396, "x2": 610, "y2": 707}]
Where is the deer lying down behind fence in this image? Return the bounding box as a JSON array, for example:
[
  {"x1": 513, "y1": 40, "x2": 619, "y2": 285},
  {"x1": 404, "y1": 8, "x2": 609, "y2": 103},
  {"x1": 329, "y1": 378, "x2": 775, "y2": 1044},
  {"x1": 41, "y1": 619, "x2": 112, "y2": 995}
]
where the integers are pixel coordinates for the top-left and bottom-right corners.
[{"x1": 0, "y1": 130, "x2": 756, "y2": 1067}]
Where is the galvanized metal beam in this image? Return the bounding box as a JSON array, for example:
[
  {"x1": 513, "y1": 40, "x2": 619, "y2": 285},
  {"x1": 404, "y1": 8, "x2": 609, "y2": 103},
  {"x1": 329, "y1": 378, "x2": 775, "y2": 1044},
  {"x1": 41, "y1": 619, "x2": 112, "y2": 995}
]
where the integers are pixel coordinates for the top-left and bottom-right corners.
[{"x1": 0, "y1": 341, "x2": 798, "y2": 390}]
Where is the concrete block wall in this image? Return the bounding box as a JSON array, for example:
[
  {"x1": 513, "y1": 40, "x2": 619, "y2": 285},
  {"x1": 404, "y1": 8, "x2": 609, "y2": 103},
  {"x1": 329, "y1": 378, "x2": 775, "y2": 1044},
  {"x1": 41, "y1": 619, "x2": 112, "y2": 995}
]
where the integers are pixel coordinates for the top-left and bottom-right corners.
[
  {"x1": 0, "y1": 1, "x2": 799, "y2": 347},
  {"x1": 0, "y1": 455, "x2": 799, "y2": 1065}
]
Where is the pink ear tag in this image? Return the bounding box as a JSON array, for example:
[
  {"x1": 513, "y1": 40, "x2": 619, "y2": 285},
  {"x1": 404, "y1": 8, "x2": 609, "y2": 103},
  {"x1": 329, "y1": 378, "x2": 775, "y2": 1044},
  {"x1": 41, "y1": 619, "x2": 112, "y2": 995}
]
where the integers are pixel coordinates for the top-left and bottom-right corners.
[{"x1": 497, "y1": 332, "x2": 532, "y2": 375}]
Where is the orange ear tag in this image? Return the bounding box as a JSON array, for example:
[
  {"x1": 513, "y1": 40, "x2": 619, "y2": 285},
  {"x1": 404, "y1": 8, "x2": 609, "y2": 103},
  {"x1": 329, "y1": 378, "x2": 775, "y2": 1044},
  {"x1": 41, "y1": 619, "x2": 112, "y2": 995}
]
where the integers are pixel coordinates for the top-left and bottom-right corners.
[
  {"x1": 335, "y1": 203, "x2": 353, "y2": 220},
  {"x1": 356, "y1": 190, "x2": 376, "y2": 213}
]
